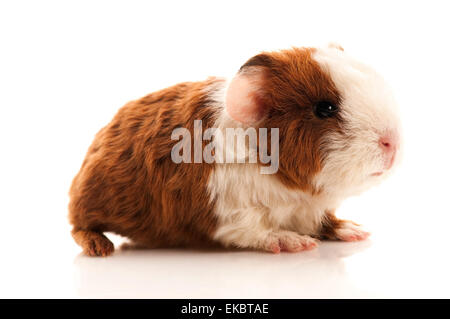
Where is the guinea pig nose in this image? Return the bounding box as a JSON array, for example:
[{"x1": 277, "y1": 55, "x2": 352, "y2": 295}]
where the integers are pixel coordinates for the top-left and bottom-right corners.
[
  {"x1": 378, "y1": 130, "x2": 399, "y2": 170},
  {"x1": 378, "y1": 131, "x2": 398, "y2": 153},
  {"x1": 379, "y1": 138, "x2": 392, "y2": 150}
]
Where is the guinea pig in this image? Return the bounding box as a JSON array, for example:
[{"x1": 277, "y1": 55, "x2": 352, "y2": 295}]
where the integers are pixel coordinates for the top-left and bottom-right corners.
[{"x1": 68, "y1": 43, "x2": 401, "y2": 256}]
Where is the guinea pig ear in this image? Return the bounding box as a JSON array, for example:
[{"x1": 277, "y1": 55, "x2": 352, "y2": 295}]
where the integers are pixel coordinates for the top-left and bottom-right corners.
[
  {"x1": 225, "y1": 54, "x2": 273, "y2": 125},
  {"x1": 328, "y1": 42, "x2": 344, "y2": 51}
]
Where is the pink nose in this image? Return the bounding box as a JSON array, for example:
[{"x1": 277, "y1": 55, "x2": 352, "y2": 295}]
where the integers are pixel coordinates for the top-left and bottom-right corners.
[{"x1": 379, "y1": 131, "x2": 398, "y2": 170}]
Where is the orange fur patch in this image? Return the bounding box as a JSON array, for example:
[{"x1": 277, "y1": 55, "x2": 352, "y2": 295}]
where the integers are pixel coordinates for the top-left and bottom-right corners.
[
  {"x1": 240, "y1": 48, "x2": 343, "y2": 193},
  {"x1": 69, "y1": 78, "x2": 224, "y2": 253}
]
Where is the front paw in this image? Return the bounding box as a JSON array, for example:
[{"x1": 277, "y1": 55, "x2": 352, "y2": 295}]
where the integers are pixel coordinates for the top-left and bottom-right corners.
[
  {"x1": 335, "y1": 222, "x2": 370, "y2": 242},
  {"x1": 263, "y1": 231, "x2": 319, "y2": 254}
]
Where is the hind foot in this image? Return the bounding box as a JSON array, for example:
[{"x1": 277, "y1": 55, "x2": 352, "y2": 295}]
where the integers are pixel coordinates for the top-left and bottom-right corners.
[{"x1": 72, "y1": 229, "x2": 114, "y2": 257}]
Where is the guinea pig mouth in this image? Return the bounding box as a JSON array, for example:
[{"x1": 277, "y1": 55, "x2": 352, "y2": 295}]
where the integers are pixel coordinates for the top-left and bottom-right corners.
[{"x1": 371, "y1": 171, "x2": 384, "y2": 177}]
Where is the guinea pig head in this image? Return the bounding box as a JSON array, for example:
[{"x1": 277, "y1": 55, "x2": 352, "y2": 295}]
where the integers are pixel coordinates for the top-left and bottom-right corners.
[{"x1": 225, "y1": 45, "x2": 401, "y2": 196}]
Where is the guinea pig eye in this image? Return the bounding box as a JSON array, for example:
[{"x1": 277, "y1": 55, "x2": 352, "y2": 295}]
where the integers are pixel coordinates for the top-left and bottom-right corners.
[{"x1": 314, "y1": 101, "x2": 338, "y2": 119}]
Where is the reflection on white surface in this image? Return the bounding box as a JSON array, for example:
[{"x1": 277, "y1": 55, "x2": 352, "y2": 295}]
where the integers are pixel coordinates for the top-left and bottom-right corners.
[{"x1": 74, "y1": 241, "x2": 373, "y2": 298}]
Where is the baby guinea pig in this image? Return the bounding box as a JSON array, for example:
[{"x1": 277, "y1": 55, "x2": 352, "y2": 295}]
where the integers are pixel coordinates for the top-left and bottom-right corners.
[{"x1": 69, "y1": 43, "x2": 401, "y2": 256}]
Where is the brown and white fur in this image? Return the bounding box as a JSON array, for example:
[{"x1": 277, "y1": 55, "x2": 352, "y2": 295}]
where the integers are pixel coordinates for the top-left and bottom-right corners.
[{"x1": 69, "y1": 44, "x2": 401, "y2": 256}]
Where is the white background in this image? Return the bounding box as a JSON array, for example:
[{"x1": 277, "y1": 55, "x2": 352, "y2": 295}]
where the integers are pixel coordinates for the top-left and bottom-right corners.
[{"x1": 1, "y1": 0, "x2": 449, "y2": 298}]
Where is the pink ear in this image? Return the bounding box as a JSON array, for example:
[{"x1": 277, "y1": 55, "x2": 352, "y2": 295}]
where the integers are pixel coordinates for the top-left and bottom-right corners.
[{"x1": 225, "y1": 70, "x2": 267, "y2": 125}]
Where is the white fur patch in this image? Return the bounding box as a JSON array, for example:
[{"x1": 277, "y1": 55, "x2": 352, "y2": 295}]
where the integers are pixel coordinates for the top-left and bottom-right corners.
[{"x1": 312, "y1": 46, "x2": 402, "y2": 197}]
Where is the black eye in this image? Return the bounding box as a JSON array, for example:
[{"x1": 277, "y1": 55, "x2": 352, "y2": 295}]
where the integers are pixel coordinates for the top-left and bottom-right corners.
[{"x1": 314, "y1": 101, "x2": 338, "y2": 119}]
